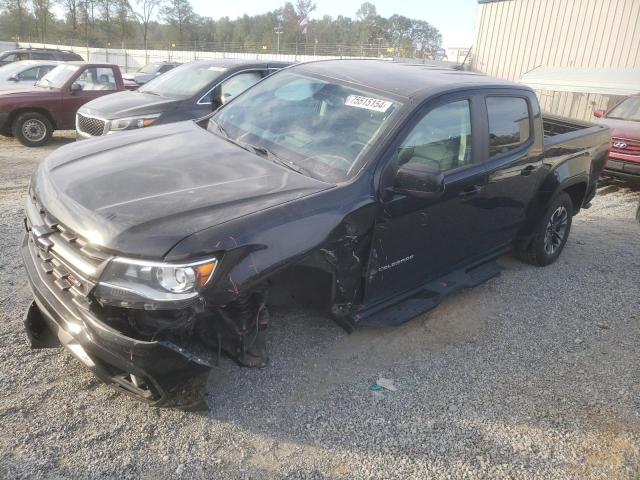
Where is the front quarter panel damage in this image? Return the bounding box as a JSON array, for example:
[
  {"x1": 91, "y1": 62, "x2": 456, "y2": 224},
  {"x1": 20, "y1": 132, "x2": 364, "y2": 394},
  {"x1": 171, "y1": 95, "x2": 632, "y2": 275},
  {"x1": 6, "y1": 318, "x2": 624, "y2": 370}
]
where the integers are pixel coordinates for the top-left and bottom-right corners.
[{"x1": 166, "y1": 183, "x2": 378, "y2": 321}]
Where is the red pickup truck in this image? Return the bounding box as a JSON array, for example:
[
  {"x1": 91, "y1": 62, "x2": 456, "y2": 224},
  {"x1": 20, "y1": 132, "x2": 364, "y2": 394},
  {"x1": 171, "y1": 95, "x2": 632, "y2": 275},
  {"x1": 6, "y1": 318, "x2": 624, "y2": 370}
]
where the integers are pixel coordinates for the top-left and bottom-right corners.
[
  {"x1": 594, "y1": 93, "x2": 640, "y2": 181},
  {"x1": 0, "y1": 62, "x2": 126, "y2": 147}
]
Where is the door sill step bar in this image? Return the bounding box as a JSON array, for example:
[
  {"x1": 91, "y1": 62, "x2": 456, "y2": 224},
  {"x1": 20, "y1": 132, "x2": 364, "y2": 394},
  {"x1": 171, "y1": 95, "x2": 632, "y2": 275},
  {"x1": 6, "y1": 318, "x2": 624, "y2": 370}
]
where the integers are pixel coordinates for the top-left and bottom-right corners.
[{"x1": 352, "y1": 260, "x2": 501, "y2": 327}]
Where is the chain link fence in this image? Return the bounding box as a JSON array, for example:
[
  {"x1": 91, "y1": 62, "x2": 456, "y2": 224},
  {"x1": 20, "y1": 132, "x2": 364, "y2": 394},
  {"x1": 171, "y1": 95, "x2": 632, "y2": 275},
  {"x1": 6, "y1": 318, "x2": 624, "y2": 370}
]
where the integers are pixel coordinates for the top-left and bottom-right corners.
[{"x1": 2, "y1": 39, "x2": 463, "y2": 73}]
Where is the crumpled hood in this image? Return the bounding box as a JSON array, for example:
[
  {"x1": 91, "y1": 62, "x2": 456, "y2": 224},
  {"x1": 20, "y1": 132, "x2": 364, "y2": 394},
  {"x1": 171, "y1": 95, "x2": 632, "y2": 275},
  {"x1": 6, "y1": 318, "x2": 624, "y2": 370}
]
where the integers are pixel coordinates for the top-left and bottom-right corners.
[
  {"x1": 79, "y1": 90, "x2": 180, "y2": 119},
  {"x1": 33, "y1": 121, "x2": 332, "y2": 257}
]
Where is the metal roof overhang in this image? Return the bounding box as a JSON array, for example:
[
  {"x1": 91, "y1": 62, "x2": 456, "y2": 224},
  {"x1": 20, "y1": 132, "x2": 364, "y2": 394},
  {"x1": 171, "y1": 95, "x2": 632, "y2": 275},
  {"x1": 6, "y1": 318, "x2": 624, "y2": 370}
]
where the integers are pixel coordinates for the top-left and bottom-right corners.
[{"x1": 521, "y1": 67, "x2": 640, "y2": 96}]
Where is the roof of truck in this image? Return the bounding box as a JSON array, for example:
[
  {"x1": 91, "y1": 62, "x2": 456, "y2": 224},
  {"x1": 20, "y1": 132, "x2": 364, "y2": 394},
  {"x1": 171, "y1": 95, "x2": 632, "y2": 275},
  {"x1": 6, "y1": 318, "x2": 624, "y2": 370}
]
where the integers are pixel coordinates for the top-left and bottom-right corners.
[{"x1": 293, "y1": 59, "x2": 526, "y2": 100}]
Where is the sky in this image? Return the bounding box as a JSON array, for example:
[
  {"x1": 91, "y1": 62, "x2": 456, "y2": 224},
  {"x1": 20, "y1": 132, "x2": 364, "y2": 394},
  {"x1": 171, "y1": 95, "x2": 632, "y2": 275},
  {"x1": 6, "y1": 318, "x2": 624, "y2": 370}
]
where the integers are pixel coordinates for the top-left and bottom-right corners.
[{"x1": 190, "y1": 0, "x2": 479, "y2": 47}]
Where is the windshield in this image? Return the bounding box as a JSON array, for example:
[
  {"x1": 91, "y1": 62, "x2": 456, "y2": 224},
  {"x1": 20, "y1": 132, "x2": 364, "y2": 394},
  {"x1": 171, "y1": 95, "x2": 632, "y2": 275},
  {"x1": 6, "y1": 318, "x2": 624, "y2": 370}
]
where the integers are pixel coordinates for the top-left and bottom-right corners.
[
  {"x1": 138, "y1": 63, "x2": 160, "y2": 74},
  {"x1": 139, "y1": 62, "x2": 226, "y2": 99},
  {"x1": 607, "y1": 97, "x2": 640, "y2": 122},
  {"x1": 209, "y1": 71, "x2": 402, "y2": 182},
  {"x1": 37, "y1": 64, "x2": 79, "y2": 88}
]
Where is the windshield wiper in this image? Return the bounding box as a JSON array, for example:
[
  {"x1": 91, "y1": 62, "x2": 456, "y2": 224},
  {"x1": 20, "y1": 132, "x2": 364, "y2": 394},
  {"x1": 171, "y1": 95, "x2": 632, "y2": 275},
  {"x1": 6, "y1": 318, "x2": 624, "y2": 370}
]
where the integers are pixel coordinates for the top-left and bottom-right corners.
[
  {"x1": 210, "y1": 119, "x2": 231, "y2": 139},
  {"x1": 248, "y1": 145, "x2": 311, "y2": 176},
  {"x1": 209, "y1": 120, "x2": 312, "y2": 176}
]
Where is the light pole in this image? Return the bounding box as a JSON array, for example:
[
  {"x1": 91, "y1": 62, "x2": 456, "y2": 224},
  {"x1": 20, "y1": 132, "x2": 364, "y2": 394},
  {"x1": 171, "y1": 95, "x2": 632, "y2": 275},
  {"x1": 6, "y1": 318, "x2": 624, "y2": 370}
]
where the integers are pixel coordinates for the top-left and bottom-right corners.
[
  {"x1": 377, "y1": 37, "x2": 383, "y2": 57},
  {"x1": 274, "y1": 27, "x2": 283, "y2": 55}
]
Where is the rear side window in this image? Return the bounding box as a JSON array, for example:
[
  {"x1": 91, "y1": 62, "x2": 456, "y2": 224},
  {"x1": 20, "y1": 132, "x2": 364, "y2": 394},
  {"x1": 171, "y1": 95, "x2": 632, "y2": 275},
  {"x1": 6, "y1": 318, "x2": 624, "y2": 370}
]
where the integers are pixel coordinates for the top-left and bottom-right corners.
[
  {"x1": 486, "y1": 96, "x2": 531, "y2": 157},
  {"x1": 60, "y1": 52, "x2": 82, "y2": 60},
  {"x1": 31, "y1": 52, "x2": 53, "y2": 60},
  {"x1": 220, "y1": 71, "x2": 264, "y2": 99}
]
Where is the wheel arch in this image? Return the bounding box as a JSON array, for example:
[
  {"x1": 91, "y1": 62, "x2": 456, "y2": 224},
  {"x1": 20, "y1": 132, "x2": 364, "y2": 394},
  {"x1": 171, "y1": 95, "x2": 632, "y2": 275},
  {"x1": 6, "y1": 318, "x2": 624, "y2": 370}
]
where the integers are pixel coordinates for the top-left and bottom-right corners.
[{"x1": 9, "y1": 107, "x2": 57, "y2": 130}]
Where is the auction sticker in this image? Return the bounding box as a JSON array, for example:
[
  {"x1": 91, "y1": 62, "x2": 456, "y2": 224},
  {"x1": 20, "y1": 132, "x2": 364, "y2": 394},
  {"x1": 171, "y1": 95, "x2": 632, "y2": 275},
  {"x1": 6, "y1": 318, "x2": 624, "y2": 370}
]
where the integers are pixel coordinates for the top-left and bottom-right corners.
[{"x1": 345, "y1": 95, "x2": 392, "y2": 112}]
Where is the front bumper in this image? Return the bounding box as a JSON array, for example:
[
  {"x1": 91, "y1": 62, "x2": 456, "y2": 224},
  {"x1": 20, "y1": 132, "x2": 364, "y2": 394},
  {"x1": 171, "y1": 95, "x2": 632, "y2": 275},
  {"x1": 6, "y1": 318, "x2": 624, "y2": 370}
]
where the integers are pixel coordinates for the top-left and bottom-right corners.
[
  {"x1": 21, "y1": 234, "x2": 212, "y2": 407},
  {"x1": 0, "y1": 111, "x2": 9, "y2": 132},
  {"x1": 603, "y1": 157, "x2": 640, "y2": 181}
]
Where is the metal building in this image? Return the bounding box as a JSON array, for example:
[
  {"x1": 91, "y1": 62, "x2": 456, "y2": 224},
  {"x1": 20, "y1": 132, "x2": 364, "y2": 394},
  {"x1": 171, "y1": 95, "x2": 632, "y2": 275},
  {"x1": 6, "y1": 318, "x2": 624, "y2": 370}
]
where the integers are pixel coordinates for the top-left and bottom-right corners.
[{"x1": 471, "y1": 0, "x2": 640, "y2": 120}]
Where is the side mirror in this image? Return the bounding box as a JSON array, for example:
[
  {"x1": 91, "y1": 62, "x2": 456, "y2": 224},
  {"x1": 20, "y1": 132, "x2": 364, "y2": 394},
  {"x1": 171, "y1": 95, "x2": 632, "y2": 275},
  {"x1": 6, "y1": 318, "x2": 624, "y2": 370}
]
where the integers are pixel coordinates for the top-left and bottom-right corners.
[
  {"x1": 393, "y1": 161, "x2": 445, "y2": 199},
  {"x1": 8, "y1": 73, "x2": 19, "y2": 82},
  {"x1": 593, "y1": 109, "x2": 606, "y2": 118},
  {"x1": 220, "y1": 92, "x2": 233, "y2": 105},
  {"x1": 70, "y1": 82, "x2": 83, "y2": 93}
]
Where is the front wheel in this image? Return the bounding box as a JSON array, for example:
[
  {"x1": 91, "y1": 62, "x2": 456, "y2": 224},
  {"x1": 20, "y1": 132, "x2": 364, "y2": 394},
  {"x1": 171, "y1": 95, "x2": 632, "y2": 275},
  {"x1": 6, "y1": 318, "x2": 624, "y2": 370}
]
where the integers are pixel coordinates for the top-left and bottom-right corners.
[
  {"x1": 12, "y1": 112, "x2": 53, "y2": 147},
  {"x1": 516, "y1": 192, "x2": 573, "y2": 266}
]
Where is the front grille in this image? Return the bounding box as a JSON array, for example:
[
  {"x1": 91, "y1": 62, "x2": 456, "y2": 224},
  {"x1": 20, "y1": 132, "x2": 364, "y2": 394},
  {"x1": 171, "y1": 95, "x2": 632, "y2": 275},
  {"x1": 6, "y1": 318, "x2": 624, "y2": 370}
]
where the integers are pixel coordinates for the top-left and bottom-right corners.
[
  {"x1": 611, "y1": 137, "x2": 640, "y2": 155},
  {"x1": 77, "y1": 113, "x2": 106, "y2": 136},
  {"x1": 25, "y1": 195, "x2": 110, "y2": 308}
]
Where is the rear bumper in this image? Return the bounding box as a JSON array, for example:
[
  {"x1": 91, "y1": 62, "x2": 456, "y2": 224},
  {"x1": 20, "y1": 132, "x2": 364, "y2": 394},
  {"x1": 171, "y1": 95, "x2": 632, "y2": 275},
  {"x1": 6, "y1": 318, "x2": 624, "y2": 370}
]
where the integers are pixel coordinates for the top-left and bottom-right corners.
[{"x1": 21, "y1": 234, "x2": 211, "y2": 407}]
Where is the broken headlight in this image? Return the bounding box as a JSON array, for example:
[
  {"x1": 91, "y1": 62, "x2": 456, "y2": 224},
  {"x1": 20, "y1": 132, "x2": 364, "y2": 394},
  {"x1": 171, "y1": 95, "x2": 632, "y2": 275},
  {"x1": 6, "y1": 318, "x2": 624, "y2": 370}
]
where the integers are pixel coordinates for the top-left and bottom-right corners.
[{"x1": 94, "y1": 257, "x2": 218, "y2": 310}]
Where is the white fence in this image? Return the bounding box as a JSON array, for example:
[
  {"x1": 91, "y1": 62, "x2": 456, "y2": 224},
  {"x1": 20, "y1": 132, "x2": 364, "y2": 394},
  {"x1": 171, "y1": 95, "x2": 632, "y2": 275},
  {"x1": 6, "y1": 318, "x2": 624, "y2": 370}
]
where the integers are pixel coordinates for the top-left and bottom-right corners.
[{"x1": 2, "y1": 41, "x2": 385, "y2": 73}]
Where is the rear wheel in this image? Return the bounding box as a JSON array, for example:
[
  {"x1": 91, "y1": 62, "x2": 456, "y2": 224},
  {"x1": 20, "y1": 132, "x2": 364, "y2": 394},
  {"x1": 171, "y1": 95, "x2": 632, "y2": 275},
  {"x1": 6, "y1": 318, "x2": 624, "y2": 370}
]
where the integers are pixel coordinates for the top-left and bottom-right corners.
[
  {"x1": 516, "y1": 192, "x2": 573, "y2": 266},
  {"x1": 12, "y1": 112, "x2": 53, "y2": 147}
]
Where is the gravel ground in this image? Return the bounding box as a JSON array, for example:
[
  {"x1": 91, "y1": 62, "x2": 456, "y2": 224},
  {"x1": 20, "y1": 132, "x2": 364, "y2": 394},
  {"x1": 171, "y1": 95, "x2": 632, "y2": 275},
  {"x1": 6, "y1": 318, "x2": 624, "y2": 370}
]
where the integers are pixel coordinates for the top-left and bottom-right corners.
[{"x1": 1, "y1": 131, "x2": 639, "y2": 479}]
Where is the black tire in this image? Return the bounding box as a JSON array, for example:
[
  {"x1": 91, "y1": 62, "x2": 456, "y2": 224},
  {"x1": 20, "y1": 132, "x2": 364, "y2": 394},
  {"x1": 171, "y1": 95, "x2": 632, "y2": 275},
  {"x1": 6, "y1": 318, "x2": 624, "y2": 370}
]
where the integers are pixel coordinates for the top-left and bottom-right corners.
[
  {"x1": 12, "y1": 112, "x2": 53, "y2": 147},
  {"x1": 516, "y1": 192, "x2": 573, "y2": 266}
]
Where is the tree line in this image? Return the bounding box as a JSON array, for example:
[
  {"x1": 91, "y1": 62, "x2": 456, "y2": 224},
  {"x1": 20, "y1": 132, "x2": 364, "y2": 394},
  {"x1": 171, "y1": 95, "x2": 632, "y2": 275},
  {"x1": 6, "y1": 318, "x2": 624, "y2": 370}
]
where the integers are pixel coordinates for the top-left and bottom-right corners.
[{"x1": 0, "y1": 0, "x2": 442, "y2": 57}]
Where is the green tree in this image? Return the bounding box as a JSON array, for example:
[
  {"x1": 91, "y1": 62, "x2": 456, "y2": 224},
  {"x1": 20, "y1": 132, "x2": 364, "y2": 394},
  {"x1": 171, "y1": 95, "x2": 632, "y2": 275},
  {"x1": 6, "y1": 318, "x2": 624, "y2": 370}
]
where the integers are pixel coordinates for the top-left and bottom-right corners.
[
  {"x1": 32, "y1": 0, "x2": 54, "y2": 41},
  {"x1": 1, "y1": 0, "x2": 30, "y2": 39},
  {"x1": 132, "y1": 0, "x2": 162, "y2": 49},
  {"x1": 161, "y1": 0, "x2": 194, "y2": 43}
]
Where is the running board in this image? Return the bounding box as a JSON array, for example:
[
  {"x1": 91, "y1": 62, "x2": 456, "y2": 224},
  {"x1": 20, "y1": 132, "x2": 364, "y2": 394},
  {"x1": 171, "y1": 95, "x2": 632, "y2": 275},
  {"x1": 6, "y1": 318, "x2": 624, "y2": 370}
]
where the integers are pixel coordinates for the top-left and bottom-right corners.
[{"x1": 353, "y1": 261, "x2": 501, "y2": 327}]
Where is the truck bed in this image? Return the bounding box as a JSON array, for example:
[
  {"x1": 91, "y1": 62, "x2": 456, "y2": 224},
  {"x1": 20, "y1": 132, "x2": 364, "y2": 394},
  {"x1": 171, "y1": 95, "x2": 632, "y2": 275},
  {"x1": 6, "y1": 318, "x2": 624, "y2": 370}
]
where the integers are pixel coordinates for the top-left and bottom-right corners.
[{"x1": 543, "y1": 113, "x2": 610, "y2": 151}]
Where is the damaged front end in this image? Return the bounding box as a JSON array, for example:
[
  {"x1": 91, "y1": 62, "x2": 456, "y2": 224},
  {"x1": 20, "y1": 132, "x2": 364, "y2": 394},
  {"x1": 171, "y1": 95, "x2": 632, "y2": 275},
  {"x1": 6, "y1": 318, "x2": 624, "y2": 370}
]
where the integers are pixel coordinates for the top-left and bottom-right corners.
[{"x1": 22, "y1": 194, "x2": 268, "y2": 408}]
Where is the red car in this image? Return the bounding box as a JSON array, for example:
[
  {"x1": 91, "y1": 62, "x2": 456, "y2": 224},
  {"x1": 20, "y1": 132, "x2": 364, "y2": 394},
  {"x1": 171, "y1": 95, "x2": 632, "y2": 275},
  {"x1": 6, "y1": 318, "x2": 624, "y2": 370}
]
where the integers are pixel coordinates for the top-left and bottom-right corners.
[
  {"x1": 0, "y1": 62, "x2": 126, "y2": 146},
  {"x1": 594, "y1": 93, "x2": 640, "y2": 181}
]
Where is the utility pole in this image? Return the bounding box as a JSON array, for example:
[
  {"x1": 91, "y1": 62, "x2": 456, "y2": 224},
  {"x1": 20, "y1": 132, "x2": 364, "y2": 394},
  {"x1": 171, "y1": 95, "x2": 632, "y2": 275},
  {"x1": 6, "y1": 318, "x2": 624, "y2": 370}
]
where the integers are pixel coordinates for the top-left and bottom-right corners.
[
  {"x1": 377, "y1": 37, "x2": 383, "y2": 57},
  {"x1": 274, "y1": 27, "x2": 283, "y2": 55}
]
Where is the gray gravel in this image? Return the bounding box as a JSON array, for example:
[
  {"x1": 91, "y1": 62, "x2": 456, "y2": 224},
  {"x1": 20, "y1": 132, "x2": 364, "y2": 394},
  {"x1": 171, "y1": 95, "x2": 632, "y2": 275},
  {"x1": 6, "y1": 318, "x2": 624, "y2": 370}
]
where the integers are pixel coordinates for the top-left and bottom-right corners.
[{"x1": 1, "y1": 131, "x2": 639, "y2": 479}]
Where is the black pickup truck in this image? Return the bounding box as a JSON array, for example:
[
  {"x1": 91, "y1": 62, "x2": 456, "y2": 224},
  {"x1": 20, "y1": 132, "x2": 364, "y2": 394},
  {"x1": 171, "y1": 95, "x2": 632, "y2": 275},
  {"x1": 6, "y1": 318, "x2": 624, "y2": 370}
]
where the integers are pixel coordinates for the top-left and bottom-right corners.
[{"x1": 21, "y1": 60, "x2": 610, "y2": 407}]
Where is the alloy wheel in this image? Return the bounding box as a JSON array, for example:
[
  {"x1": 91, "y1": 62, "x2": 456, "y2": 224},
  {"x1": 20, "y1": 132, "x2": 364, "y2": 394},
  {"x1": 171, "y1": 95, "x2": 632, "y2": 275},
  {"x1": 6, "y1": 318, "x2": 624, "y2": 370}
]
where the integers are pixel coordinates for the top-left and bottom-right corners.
[{"x1": 544, "y1": 205, "x2": 568, "y2": 256}]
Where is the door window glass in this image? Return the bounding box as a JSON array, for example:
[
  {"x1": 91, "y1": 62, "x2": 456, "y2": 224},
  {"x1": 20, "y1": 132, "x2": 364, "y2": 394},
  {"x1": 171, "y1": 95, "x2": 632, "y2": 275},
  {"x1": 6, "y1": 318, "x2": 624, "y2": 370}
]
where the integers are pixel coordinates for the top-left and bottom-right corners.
[
  {"x1": 220, "y1": 71, "x2": 263, "y2": 100},
  {"x1": 38, "y1": 66, "x2": 54, "y2": 78},
  {"x1": 76, "y1": 67, "x2": 117, "y2": 91},
  {"x1": 486, "y1": 96, "x2": 531, "y2": 157},
  {"x1": 398, "y1": 100, "x2": 473, "y2": 172},
  {"x1": 19, "y1": 67, "x2": 40, "y2": 80},
  {"x1": 31, "y1": 52, "x2": 52, "y2": 60},
  {"x1": 2, "y1": 54, "x2": 17, "y2": 62}
]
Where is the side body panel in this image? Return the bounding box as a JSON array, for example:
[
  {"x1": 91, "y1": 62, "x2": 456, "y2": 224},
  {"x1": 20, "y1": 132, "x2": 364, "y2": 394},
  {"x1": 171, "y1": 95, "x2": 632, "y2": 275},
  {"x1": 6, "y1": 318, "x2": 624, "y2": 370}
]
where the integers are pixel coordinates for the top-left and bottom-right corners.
[{"x1": 57, "y1": 65, "x2": 125, "y2": 129}]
